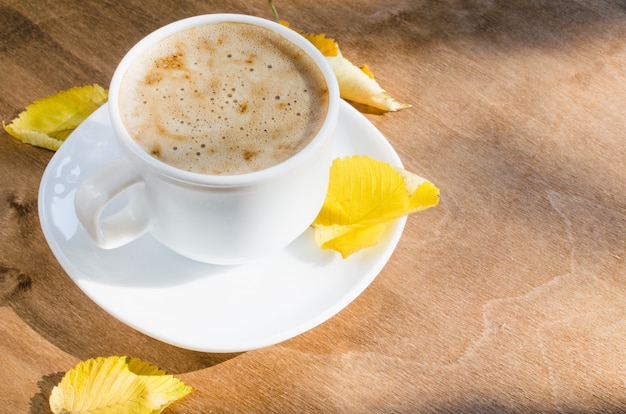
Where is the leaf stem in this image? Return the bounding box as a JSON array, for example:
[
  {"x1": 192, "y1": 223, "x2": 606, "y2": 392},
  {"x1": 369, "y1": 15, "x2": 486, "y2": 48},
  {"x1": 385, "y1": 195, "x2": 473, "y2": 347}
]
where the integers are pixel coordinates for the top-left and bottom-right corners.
[{"x1": 268, "y1": 0, "x2": 280, "y2": 21}]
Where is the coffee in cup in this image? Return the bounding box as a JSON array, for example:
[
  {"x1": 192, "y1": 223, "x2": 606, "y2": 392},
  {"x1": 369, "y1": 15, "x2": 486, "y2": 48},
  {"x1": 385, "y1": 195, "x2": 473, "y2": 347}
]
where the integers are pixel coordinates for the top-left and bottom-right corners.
[{"x1": 119, "y1": 22, "x2": 329, "y2": 175}]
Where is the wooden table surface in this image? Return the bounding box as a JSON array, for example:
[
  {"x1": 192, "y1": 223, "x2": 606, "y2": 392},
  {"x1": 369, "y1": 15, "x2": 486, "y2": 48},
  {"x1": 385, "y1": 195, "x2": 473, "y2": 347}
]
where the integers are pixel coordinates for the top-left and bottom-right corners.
[{"x1": 1, "y1": 0, "x2": 625, "y2": 412}]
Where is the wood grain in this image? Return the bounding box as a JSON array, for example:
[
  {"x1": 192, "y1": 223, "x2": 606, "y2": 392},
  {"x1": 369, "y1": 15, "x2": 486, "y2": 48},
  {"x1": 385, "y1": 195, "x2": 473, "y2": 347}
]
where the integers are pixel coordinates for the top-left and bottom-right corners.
[{"x1": 1, "y1": 0, "x2": 624, "y2": 412}]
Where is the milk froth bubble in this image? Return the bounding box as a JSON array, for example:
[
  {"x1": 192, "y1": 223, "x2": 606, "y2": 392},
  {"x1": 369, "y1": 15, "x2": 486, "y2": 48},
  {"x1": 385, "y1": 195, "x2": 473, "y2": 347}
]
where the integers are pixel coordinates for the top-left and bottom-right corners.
[{"x1": 119, "y1": 22, "x2": 330, "y2": 175}]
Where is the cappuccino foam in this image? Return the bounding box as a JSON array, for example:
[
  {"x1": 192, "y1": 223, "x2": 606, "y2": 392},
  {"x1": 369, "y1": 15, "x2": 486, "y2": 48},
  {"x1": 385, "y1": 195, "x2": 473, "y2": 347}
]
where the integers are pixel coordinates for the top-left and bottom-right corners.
[{"x1": 119, "y1": 22, "x2": 329, "y2": 175}]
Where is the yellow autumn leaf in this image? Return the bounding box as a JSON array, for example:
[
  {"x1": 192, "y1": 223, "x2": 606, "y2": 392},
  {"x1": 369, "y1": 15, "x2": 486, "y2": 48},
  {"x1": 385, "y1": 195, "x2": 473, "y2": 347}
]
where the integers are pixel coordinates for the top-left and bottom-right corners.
[
  {"x1": 280, "y1": 20, "x2": 340, "y2": 57},
  {"x1": 313, "y1": 156, "x2": 439, "y2": 258},
  {"x1": 3, "y1": 84, "x2": 107, "y2": 151},
  {"x1": 280, "y1": 20, "x2": 410, "y2": 112},
  {"x1": 49, "y1": 356, "x2": 193, "y2": 414},
  {"x1": 326, "y1": 56, "x2": 410, "y2": 112}
]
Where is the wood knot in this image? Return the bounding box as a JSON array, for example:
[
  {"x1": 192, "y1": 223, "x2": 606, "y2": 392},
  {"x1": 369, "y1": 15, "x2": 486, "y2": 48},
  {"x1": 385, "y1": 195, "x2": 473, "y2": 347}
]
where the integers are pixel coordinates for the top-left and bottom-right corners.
[
  {"x1": 0, "y1": 263, "x2": 32, "y2": 302},
  {"x1": 7, "y1": 192, "x2": 35, "y2": 216}
]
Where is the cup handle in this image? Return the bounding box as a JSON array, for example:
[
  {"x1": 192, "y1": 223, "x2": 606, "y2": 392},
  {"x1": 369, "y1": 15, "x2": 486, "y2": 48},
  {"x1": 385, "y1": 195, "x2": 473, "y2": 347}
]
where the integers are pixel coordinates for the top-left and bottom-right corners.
[{"x1": 74, "y1": 157, "x2": 150, "y2": 249}]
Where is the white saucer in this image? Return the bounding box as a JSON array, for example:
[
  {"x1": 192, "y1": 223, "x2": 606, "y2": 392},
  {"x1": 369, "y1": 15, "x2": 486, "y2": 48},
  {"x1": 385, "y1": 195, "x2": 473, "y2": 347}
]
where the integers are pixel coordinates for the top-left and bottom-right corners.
[{"x1": 38, "y1": 100, "x2": 406, "y2": 352}]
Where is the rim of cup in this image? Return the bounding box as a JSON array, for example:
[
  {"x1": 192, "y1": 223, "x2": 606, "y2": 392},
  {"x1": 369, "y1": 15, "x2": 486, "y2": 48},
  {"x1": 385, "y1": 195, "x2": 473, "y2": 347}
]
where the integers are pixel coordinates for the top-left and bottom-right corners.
[{"x1": 108, "y1": 13, "x2": 340, "y2": 187}]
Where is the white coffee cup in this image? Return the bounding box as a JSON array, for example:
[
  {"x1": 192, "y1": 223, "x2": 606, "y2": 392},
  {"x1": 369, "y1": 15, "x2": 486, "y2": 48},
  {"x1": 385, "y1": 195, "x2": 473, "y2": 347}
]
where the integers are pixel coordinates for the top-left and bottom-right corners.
[{"x1": 74, "y1": 14, "x2": 339, "y2": 265}]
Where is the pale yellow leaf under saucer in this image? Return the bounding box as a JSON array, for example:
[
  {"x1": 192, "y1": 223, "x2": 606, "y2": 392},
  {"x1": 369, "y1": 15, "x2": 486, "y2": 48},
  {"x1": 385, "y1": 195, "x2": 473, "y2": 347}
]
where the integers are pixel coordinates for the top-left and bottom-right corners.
[
  {"x1": 313, "y1": 156, "x2": 439, "y2": 258},
  {"x1": 281, "y1": 21, "x2": 410, "y2": 112},
  {"x1": 3, "y1": 84, "x2": 107, "y2": 151},
  {"x1": 49, "y1": 356, "x2": 192, "y2": 414},
  {"x1": 327, "y1": 56, "x2": 411, "y2": 112}
]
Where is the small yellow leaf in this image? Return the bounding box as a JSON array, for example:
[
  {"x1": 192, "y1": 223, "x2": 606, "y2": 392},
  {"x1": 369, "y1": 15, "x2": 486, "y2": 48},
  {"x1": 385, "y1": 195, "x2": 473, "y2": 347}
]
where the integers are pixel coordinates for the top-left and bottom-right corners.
[
  {"x1": 327, "y1": 56, "x2": 411, "y2": 112},
  {"x1": 280, "y1": 20, "x2": 340, "y2": 57},
  {"x1": 313, "y1": 156, "x2": 439, "y2": 258},
  {"x1": 49, "y1": 356, "x2": 193, "y2": 414},
  {"x1": 3, "y1": 84, "x2": 107, "y2": 151},
  {"x1": 304, "y1": 32, "x2": 341, "y2": 57},
  {"x1": 280, "y1": 21, "x2": 409, "y2": 112}
]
